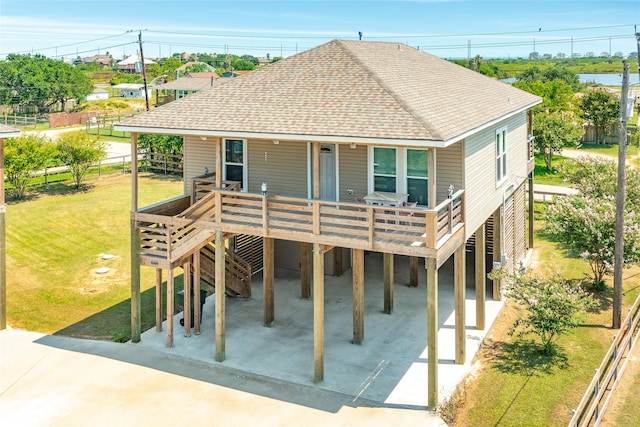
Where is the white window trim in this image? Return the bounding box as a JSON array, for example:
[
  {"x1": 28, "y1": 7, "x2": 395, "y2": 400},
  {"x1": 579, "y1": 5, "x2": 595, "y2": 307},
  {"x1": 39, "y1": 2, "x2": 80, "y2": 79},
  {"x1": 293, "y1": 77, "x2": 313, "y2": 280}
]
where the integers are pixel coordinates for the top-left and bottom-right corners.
[
  {"x1": 496, "y1": 126, "x2": 508, "y2": 187},
  {"x1": 222, "y1": 138, "x2": 248, "y2": 192},
  {"x1": 368, "y1": 146, "x2": 428, "y2": 201}
]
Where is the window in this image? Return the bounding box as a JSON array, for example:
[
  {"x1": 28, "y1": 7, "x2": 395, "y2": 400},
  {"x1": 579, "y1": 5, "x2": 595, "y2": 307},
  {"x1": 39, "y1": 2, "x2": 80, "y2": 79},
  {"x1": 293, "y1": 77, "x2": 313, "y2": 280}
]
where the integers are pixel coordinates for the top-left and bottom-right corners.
[
  {"x1": 370, "y1": 147, "x2": 429, "y2": 205},
  {"x1": 496, "y1": 127, "x2": 507, "y2": 184},
  {"x1": 373, "y1": 147, "x2": 396, "y2": 192},
  {"x1": 406, "y1": 149, "x2": 428, "y2": 205},
  {"x1": 224, "y1": 139, "x2": 246, "y2": 190}
]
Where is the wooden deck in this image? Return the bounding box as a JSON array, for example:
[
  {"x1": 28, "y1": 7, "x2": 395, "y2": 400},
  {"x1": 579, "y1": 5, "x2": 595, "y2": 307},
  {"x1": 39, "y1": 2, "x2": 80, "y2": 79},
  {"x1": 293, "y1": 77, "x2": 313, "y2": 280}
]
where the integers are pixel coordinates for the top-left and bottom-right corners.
[{"x1": 135, "y1": 189, "x2": 465, "y2": 268}]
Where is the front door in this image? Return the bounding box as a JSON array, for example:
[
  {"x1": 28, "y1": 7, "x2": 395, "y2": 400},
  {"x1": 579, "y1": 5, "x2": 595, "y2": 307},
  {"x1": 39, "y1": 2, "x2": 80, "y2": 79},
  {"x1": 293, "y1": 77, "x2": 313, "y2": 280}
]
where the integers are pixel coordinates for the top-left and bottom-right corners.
[{"x1": 320, "y1": 144, "x2": 336, "y2": 201}]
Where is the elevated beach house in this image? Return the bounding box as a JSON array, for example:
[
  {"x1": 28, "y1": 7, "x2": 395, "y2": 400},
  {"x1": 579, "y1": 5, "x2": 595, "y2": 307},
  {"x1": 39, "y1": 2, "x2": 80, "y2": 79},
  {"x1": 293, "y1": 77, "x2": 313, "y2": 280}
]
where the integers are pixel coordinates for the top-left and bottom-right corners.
[{"x1": 115, "y1": 40, "x2": 541, "y2": 406}]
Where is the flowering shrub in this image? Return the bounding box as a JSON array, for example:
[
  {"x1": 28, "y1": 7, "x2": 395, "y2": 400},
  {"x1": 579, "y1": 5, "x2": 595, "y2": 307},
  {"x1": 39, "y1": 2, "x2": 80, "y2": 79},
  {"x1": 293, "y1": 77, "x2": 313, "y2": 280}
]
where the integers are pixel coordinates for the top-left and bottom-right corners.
[
  {"x1": 544, "y1": 157, "x2": 640, "y2": 289},
  {"x1": 489, "y1": 268, "x2": 597, "y2": 355}
]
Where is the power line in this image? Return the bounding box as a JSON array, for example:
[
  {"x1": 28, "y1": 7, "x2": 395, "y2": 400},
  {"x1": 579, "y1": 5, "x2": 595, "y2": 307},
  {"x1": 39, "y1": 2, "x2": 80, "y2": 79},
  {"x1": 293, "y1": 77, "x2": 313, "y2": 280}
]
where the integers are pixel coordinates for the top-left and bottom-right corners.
[{"x1": 1, "y1": 32, "x2": 132, "y2": 57}]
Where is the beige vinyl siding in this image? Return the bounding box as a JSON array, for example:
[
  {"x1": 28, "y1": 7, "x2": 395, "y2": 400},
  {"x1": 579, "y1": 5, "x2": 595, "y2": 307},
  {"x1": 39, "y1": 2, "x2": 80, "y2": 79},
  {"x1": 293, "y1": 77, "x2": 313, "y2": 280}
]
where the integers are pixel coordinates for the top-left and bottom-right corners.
[
  {"x1": 463, "y1": 112, "x2": 529, "y2": 240},
  {"x1": 436, "y1": 142, "x2": 463, "y2": 202},
  {"x1": 338, "y1": 144, "x2": 367, "y2": 202},
  {"x1": 183, "y1": 135, "x2": 216, "y2": 194},
  {"x1": 247, "y1": 140, "x2": 308, "y2": 197}
]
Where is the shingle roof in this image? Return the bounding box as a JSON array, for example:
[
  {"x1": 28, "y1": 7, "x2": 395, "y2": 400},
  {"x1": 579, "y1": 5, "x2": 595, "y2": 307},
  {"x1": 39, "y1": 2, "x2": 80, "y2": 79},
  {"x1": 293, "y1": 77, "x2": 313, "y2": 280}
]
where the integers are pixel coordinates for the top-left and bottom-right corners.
[
  {"x1": 117, "y1": 40, "x2": 540, "y2": 144},
  {"x1": 155, "y1": 73, "x2": 222, "y2": 91},
  {"x1": 0, "y1": 124, "x2": 20, "y2": 136}
]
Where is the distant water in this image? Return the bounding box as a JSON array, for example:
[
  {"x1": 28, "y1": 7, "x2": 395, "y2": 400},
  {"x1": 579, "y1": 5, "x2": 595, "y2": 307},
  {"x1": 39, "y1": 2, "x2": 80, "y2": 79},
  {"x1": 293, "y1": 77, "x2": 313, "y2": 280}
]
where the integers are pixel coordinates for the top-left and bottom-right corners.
[{"x1": 501, "y1": 73, "x2": 640, "y2": 86}]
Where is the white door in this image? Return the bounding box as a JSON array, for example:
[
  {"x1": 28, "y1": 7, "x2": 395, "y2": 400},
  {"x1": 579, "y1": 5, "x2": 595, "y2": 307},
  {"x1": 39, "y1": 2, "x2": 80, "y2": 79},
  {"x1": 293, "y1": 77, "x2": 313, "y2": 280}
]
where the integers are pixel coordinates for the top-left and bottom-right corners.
[{"x1": 320, "y1": 144, "x2": 336, "y2": 201}]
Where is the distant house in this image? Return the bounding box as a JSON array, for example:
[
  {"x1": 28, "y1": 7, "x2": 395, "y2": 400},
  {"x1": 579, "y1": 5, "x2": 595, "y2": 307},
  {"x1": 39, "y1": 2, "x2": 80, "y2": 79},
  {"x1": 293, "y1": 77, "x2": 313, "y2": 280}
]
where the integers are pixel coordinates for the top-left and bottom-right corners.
[
  {"x1": 153, "y1": 72, "x2": 223, "y2": 106},
  {"x1": 112, "y1": 83, "x2": 151, "y2": 99},
  {"x1": 116, "y1": 54, "x2": 156, "y2": 74},
  {"x1": 82, "y1": 54, "x2": 112, "y2": 67},
  {"x1": 86, "y1": 88, "x2": 109, "y2": 101}
]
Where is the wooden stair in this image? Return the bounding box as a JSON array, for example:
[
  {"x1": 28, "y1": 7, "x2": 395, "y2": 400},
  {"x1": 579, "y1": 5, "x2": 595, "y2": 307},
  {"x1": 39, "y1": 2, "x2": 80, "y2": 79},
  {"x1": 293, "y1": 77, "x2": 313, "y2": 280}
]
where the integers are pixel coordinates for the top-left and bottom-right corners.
[{"x1": 197, "y1": 243, "x2": 252, "y2": 297}]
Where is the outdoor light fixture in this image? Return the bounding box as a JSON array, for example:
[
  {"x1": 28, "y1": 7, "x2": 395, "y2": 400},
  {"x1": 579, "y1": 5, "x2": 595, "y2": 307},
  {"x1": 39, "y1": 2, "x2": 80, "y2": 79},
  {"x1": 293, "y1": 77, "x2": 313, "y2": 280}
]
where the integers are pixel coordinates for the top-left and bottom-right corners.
[
  {"x1": 448, "y1": 184, "x2": 454, "y2": 199},
  {"x1": 261, "y1": 182, "x2": 268, "y2": 196},
  {"x1": 349, "y1": 143, "x2": 356, "y2": 149},
  {"x1": 273, "y1": 140, "x2": 279, "y2": 144}
]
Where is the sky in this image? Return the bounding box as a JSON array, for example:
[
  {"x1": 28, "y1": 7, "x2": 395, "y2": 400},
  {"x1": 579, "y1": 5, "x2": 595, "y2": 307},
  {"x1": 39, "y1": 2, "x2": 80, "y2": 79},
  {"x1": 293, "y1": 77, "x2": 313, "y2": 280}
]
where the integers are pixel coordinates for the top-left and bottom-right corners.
[{"x1": 0, "y1": 0, "x2": 638, "y2": 61}]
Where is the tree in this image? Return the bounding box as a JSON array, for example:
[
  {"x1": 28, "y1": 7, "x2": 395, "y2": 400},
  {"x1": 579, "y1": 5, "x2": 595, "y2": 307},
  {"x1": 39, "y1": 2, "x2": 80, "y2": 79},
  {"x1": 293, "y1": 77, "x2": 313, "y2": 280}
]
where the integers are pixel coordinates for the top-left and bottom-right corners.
[
  {"x1": 533, "y1": 111, "x2": 584, "y2": 170},
  {"x1": 138, "y1": 134, "x2": 183, "y2": 155},
  {"x1": 0, "y1": 54, "x2": 93, "y2": 113},
  {"x1": 543, "y1": 157, "x2": 640, "y2": 288},
  {"x1": 488, "y1": 268, "x2": 596, "y2": 355},
  {"x1": 55, "y1": 131, "x2": 106, "y2": 189},
  {"x1": 4, "y1": 134, "x2": 55, "y2": 199},
  {"x1": 517, "y1": 66, "x2": 582, "y2": 91},
  {"x1": 513, "y1": 79, "x2": 584, "y2": 170},
  {"x1": 581, "y1": 90, "x2": 619, "y2": 144}
]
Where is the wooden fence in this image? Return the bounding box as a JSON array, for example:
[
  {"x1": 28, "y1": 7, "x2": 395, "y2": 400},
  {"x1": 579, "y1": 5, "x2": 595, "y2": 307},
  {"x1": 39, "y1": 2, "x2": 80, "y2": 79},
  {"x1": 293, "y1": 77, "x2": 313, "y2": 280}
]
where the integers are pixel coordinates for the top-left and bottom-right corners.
[
  {"x1": 0, "y1": 114, "x2": 47, "y2": 129},
  {"x1": 6, "y1": 150, "x2": 183, "y2": 194},
  {"x1": 568, "y1": 293, "x2": 640, "y2": 426}
]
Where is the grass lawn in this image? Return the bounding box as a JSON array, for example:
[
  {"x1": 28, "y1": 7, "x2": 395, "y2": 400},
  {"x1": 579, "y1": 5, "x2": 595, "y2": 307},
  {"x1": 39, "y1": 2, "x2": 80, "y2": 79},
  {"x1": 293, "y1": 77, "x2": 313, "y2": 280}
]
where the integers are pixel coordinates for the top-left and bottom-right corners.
[
  {"x1": 6, "y1": 171, "x2": 183, "y2": 341},
  {"x1": 450, "y1": 223, "x2": 640, "y2": 426}
]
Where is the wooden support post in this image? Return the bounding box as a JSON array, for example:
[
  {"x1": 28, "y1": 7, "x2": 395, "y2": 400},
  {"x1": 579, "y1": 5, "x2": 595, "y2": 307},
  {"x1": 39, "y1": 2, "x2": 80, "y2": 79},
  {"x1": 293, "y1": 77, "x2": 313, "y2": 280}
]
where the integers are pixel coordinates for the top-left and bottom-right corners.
[
  {"x1": 428, "y1": 149, "x2": 436, "y2": 209},
  {"x1": 409, "y1": 256, "x2": 419, "y2": 287},
  {"x1": 475, "y1": 224, "x2": 486, "y2": 330},
  {"x1": 352, "y1": 249, "x2": 365, "y2": 344},
  {"x1": 215, "y1": 231, "x2": 225, "y2": 362},
  {"x1": 215, "y1": 138, "x2": 222, "y2": 188},
  {"x1": 183, "y1": 260, "x2": 192, "y2": 337},
  {"x1": 166, "y1": 267, "x2": 174, "y2": 347},
  {"x1": 130, "y1": 133, "x2": 141, "y2": 342},
  {"x1": 194, "y1": 252, "x2": 201, "y2": 335},
  {"x1": 0, "y1": 139, "x2": 6, "y2": 330},
  {"x1": 383, "y1": 253, "x2": 393, "y2": 314},
  {"x1": 263, "y1": 237, "x2": 275, "y2": 327},
  {"x1": 313, "y1": 143, "x2": 321, "y2": 199},
  {"x1": 427, "y1": 257, "x2": 438, "y2": 408},
  {"x1": 301, "y1": 242, "x2": 311, "y2": 299},
  {"x1": 155, "y1": 268, "x2": 162, "y2": 332},
  {"x1": 313, "y1": 242, "x2": 324, "y2": 382},
  {"x1": 333, "y1": 247, "x2": 343, "y2": 277},
  {"x1": 454, "y1": 245, "x2": 466, "y2": 364},
  {"x1": 492, "y1": 208, "x2": 502, "y2": 301}
]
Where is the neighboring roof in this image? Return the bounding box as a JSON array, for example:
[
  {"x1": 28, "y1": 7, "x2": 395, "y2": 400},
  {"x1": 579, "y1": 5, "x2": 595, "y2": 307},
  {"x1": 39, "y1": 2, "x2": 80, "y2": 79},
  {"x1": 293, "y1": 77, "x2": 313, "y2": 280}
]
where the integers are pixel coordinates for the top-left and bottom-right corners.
[
  {"x1": 117, "y1": 54, "x2": 156, "y2": 66},
  {"x1": 156, "y1": 73, "x2": 222, "y2": 91},
  {"x1": 112, "y1": 83, "x2": 147, "y2": 90},
  {"x1": 116, "y1": 40, "x2": 541, "y2": 146},
  {"x1": 0, "y1": 124, "x2": 20, "y2": 138}
]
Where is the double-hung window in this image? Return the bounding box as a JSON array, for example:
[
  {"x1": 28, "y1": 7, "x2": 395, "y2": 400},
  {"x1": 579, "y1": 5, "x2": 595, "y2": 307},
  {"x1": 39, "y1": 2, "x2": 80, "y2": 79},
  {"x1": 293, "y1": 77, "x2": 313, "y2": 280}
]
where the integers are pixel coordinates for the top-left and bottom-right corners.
[
  {"x1": 373, "y1": 147, "x2": 397, "y2": 192},
  {"x1": 224, "y1": 139, "x2": 246, "y2": 191},
  {"x1": 406, "y1": 149, "x2": 428, "y2": 205},
  {"x1": 496, "y1": 127, "x2": 507, "y2": 184},
  {"x1": 371, "y1": 147, "x2": 428, "y2": 205}
]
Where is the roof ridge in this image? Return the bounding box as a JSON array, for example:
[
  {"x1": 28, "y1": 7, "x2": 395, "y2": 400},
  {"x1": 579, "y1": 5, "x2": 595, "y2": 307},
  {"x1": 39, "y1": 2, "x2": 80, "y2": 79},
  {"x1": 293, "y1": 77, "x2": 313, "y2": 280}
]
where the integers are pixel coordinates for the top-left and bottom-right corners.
[{"x1": 335, "y1": 40, "x2": 443, "y2": 140}]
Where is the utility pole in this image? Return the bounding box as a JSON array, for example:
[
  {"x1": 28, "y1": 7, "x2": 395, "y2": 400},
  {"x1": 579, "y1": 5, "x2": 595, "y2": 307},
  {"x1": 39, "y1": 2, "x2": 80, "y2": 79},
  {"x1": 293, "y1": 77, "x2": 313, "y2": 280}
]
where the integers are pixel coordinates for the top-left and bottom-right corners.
[
  {"x1": 138, "y1": 31, "x2": 150, "y2": 112},
  {"x1": 633, "y1": 25, "x2": 640, "y2": 82},
  {"x1": 613, "y1": 60, "x2": 630, "y2": 329}
]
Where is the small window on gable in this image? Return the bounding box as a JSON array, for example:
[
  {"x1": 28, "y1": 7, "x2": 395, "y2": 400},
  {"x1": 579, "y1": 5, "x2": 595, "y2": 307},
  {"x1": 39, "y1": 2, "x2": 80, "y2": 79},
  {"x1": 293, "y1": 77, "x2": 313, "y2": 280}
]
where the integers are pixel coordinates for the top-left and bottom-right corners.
[{"x1": 496, "y1": 127, "x2": 507, "y2": 184}]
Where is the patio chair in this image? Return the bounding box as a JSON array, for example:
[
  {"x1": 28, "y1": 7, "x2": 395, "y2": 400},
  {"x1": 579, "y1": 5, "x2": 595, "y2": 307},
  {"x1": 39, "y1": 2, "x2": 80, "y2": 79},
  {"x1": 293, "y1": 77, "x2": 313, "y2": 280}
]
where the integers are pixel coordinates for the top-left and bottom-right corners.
[{"x1": 400, "y1": 201, "x2": 417, "y2": 225}]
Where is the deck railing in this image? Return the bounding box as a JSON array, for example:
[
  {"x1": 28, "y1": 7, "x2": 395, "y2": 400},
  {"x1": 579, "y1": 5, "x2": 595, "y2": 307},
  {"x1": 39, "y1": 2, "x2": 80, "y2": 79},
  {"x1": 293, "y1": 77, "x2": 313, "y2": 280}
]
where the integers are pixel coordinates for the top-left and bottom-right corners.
[{"x1": 135, "y1": 189, "x2": 464, "y2": 261}]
